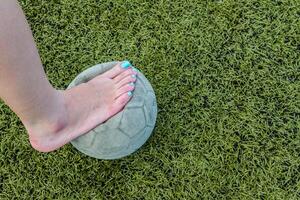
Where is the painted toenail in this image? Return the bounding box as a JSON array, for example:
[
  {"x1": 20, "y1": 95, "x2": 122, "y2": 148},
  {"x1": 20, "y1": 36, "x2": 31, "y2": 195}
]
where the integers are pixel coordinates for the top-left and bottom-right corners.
[
  {"x1": 127, "y1": 91, "x2": 133, "y2": 96},
  {"x1": 129, "y1": 82, "x2": 135, "y2": 87},
  {"x1": 132, "y1": 67, "x2": 139, "y2": 72},
  {"x1": 131, "y1": 74, "x2": 136, "y2": 78},
  {"x1": 121, "y1": 61, "x2": 131, "y2": 69}
]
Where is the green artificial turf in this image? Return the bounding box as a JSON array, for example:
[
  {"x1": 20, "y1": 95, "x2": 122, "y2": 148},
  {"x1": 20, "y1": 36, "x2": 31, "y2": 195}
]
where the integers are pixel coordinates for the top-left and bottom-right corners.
[{"x1": 0, "y1": 0, "x2": 300, "y2": 199}]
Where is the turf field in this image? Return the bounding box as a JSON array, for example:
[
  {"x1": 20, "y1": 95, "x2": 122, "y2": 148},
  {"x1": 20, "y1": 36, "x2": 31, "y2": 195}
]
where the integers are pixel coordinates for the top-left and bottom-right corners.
[{"x1": 0, "y1": 0, "x2": 299, "y2": 199}]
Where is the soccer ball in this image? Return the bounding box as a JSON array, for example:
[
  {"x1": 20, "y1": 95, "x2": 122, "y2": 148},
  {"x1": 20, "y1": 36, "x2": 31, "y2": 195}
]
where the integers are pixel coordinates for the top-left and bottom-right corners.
[{"x1": 67, "y1": 61, "x2": 157, "y2": 160}]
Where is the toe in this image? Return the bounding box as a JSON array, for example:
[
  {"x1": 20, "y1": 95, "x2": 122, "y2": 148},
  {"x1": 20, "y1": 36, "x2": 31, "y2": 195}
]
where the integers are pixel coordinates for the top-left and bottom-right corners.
[
  {"x1": 111, "y1": 92, "x2": 133, "y2": 114},
  {"x1": 113, "y1": 68, "x2": 137, "y2": 84},
  {"x1": 116, "y1": 74, "x2": 137, "y2": 89},
  {"x1": 115, "y1": 84, "x2": 135, "y2": 99},
  {"x1": 101, "y1": 61, "x2": 132, "y2": 79}
]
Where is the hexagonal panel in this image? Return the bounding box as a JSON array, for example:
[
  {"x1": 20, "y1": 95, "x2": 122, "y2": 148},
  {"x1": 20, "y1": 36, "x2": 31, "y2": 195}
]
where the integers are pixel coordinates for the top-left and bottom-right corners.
[
  {"x1": 126, "y1": 95, "x2": 145, "y2": 108},
  {"x1": 144, "y1": 92, "x2": 157, "y2": 126},
  {"x1": 93, "y1": 129, "x2": 130, "y2": 154},
  {"x1": 93, "y1": 123, "x2": 108, "y2": 133},
  {"x1": 102, "y1": 111, "x2": 122, "y2": 129},
  {"x1": 119, "y1": 107, "x2": 146, "y2": 138},
  {"x1": 133, "y1": 75, "x2": 147, "y2": 93},
  {"x1": 133, "y1": 84, "x2": 146, "y2": 94},
  {"x1": 72, "y1": 130, "x2": 97, "y2": 148},
  {"x1": 129, "y1": 126, "x2": 153, "y2": 150}
]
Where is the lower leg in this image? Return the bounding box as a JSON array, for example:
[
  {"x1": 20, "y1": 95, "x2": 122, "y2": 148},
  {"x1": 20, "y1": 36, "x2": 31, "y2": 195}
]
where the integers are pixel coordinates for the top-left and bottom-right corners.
[
  {"x1": 0, "y1": 0, "x2": 61, "y2": 125},
  {"x1": 0, "y1": 0, "x2": 137, "y2": 152}
]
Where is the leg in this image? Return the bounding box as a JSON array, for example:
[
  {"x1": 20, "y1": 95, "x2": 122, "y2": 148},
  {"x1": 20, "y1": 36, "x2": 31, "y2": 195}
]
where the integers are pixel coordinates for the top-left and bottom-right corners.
[{"x1": 0, "y1": 0, "x2": 137, "y2": 152}]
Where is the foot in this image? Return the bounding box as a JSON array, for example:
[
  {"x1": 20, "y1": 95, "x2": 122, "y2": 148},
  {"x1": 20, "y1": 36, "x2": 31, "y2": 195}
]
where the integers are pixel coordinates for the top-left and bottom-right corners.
[{"x1": 25, "y1": 61, "x2": 138, "y2": 152}]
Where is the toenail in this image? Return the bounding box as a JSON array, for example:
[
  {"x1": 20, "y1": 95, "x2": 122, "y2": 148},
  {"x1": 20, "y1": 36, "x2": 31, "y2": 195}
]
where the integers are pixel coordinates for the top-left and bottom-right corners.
[
  {"x1": 129, "y1": 82, "x2": 135, "y2": 87},
  {"x1": 121, "y1": 61, "x2": 131, "y2": 69},
  {"x1": 131, "y1": 74, "x2": 136, "y2": 78},
  {"x1": 127, "y1": 91, "x2": 133, "y2": 96},
  {"x1": 132, "y1": 67, "x2": 139, "y2": 72}
]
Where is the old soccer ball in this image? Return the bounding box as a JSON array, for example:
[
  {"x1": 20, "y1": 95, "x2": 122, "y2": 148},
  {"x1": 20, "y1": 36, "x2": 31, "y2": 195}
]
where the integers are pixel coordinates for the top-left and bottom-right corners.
[{"x1": 67, "y1": 61, "x2": 157, "y2": 160}]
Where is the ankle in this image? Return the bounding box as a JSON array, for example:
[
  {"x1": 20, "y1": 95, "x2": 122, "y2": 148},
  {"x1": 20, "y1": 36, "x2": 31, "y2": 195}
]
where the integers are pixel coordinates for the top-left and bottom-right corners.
[{"x1": 23, "y1": 89, "x2": 69, "y2": 137}]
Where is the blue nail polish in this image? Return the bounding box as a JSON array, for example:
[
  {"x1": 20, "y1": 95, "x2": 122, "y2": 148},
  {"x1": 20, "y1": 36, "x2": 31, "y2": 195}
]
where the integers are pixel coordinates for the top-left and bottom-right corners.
[
  {"x1": 132, "y1": 67, "x2": 139, "y2": 72},
  {"x1": 121, "y1": 61, "x2": 131, "y2": 69},
  {"x1": 129, "y1": 82, "x2": 135, "y2": 87},
  {"x1": 127, "y1": 91, "x2": 133, "y2": 96}
]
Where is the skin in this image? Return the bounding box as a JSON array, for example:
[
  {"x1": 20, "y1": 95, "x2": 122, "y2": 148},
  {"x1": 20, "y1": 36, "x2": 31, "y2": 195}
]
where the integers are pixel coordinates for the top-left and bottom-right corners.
[{"x1": 0, "y1": 0, "x2": 137, "y2": 152}]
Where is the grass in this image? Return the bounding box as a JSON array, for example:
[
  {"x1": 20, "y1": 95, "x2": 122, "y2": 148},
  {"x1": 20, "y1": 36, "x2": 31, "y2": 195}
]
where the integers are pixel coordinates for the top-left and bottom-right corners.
[{"x1": 0, "y1": 0, "x2": 299, "y2": 199}]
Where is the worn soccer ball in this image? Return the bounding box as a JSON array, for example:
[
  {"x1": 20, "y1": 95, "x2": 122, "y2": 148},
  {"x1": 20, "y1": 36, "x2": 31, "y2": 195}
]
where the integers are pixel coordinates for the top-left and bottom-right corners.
[{"x1": 67, "y1": 61, "x2": 157, "y2": 160}]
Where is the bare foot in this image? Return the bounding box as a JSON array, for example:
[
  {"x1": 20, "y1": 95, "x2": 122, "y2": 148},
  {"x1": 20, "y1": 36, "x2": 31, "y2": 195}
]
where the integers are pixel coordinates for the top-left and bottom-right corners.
[{"x1": 25, "y1": 62, "x2": 138, "y2": 152}]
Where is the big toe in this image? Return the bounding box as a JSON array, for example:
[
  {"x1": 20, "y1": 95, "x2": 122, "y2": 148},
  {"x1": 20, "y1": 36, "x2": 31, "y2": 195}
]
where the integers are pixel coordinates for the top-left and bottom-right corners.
[{"x1": 102, "y1": 61, "x2": 133, "y2": 79}]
